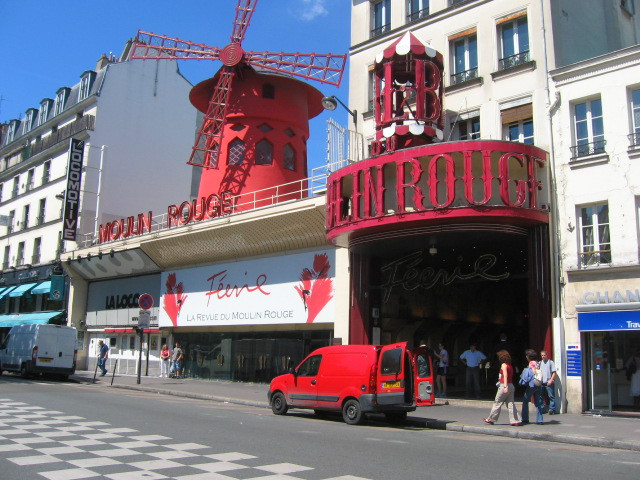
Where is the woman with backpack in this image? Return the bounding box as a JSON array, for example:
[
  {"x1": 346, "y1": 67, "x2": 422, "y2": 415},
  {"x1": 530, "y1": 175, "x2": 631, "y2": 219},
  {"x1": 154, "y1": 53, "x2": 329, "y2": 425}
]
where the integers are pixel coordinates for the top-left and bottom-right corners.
[{"x1": 520, "y1": 349, "x2": 545, "y2": 424}]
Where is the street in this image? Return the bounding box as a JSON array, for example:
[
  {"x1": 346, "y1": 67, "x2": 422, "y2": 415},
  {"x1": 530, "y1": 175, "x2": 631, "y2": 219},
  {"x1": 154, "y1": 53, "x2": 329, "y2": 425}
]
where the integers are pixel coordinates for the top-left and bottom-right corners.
[{"x1": 0, "y1": 375, "x2": 639, "y2": 479}]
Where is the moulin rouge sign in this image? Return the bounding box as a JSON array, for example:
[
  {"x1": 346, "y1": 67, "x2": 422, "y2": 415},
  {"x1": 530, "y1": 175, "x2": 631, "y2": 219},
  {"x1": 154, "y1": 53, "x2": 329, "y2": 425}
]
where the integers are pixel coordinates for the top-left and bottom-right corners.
[
  {"x1": 97, "y1": 191, "x2": 234, "y2": 244},
  {"x1": 326, "y1": 141, "x2": 549, "y2": 242}
]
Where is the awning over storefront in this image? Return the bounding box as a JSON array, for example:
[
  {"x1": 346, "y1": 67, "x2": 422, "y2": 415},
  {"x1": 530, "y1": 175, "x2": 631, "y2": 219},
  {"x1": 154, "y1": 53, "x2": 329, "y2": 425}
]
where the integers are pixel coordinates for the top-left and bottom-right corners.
[
  {"x1": 31, "y1": 281, "x2": 52, "y2": 295},
  {"x1": 7, "y1": 282, "x2": 37, "y2": 297},
  {"x1": 0, "y1": 311, "x2": 65, "y2": 328},
  {"x1": 0, "y1": 286, "x2": 16, "y2": 299}
]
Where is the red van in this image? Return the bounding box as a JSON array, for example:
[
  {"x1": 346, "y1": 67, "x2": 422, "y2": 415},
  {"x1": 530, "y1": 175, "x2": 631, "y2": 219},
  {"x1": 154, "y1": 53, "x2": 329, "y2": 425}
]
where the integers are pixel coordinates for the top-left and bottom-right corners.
[{"x1": 268, "y1": 342, "x2": 435, "y2": 425}]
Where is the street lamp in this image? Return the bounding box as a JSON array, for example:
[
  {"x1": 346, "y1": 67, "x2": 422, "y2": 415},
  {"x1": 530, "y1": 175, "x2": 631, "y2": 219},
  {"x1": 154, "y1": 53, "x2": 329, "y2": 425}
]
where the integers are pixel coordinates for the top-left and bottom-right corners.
[{"x1": 321, "y1": 96, "x2": 358, "y2": 131}]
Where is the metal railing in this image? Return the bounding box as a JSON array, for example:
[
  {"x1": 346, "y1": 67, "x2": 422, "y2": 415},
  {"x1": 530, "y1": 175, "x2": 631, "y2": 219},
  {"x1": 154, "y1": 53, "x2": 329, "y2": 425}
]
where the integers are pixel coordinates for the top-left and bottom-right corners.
[
  {"x1": 580, "y1": 249, "x2": 611, "y2": 267},
  {"x1": 498, "y1": 51, "x2": 530, "y2": 71},
  {"x1": 570, "y1": 139, "x2": 607, "y2": 159},
  {"x1": 407, "y1": 7, "x2": 429, "y2": 22},
  {"x1": 371, "y1": 24, "x2": 390, "y2": 38},
  {"x1": 628, "y1": 131, "x2": 640, "y2": 148},
  {"x1": 450, "y1": 68, "x2": 478, "y2": 86}
]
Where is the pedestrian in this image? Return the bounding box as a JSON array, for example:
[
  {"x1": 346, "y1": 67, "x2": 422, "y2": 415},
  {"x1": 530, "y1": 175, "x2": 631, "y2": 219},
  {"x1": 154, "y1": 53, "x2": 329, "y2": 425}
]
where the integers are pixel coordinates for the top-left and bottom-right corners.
[
  {"x1": 520, "y1": 349, "x2": 544, "y2": 425},
  {"x1": 460, "y1": 343, "x2": 487, "y2": 399},
  {"x1": 539, "y1": 349, "x2": 557, "y2": 414},
  {"x1": 97, "y1": 339, "x2": 109, "y2": 377},
  {"x1": 172, "y1": 342, "x2": 184, "y2": 378},
  {"x1": 483, "y1": 349, "x2": 521, "y2": 426},
  {"x1": 160, "y1": 344, "x2": 171, "y2": 378},
  {"x1": 625, "y1": 348, "x2": 640, "y2": 409},
  {"x1": 434, "y1": 342, "x2": 449, "y2": 398}
]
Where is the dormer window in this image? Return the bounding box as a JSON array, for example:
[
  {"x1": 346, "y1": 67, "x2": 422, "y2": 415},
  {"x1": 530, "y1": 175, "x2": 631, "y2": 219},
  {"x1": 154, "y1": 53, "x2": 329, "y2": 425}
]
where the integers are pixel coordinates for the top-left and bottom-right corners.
[
  {"x1": 38, "y1": 99, "x2": 53, "y2": 126},
  {"x1": 22, "y1": 109, "x2": 36, "y2": 135},
  {"x1": 4, "y1": 120, "x2": 19, "y2": 145},
  {"x1": 78, "y1": 71, "x2": 96, "y2": 101},
  {"x1": 54, "y1": 88, "x2": 69, "y2": 115}
]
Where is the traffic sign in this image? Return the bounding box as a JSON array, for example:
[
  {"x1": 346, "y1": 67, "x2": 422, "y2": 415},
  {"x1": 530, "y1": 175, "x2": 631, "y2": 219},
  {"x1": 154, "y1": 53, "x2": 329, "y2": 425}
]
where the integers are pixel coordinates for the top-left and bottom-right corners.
[
  {"x1": 138, "y1": 310, "x2": 151, "y2": 329},
  {"x1": 138, "y1": 293, "x2": 154, "y2": 310}
]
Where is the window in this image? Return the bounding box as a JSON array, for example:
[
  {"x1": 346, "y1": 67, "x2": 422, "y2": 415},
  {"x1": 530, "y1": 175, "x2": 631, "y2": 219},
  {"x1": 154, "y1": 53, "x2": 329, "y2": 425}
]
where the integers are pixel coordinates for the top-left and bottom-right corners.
[
  {"x1": 7, "y1": 211, "x2": 14, "y2": 234},
  {"x1": 22, "y1": 205, "x2": 30, "y2": 230},
  {"x1": 12, "y1": 177, "x2": 19, "y2": 197},
  {"x1": 451, "y1": 114, "x2": 480, "y2": 140},
  {"x1": 32, "y1": 237, "x2": 41, "y2": 265},
  {"x1": 368, "y1": 68, "x2": 376, "y2": 112},
  {"x1": 54, "y1": 88, "x2": 67, "y2": 115},
  {"x1": 451, "y1": 33, "x2": 477, "y2": 85},
  {"x1": 579, "y1": 204, "x2": 611, "y2": 267},
  {"x1": 407, "y1": 0, "x2": 428, "y2": 22},
  {"x1": 256, "y1": 139, "x2": 273, "y2": 165},
  {"x1": 572, "y1": 98, "x2": 605, "y2": 158},
  {"x1": 631, "y1": 88, "x2": 640, "y2": 147},
  {"x1": 372, "y1": 0, "x2": 391, "y2": 38},
  {"x1": 79, "y1": 72, "x2": 95, "y2": 101},
  {"x1": 38, "y1": 99, "x2": 51, "y2": 126},
  {"x1": 501, "y1": 103, "x2": 534, "y2": 144},
  {"x1": 4, "y1": 120, "x2": 19, "y2": 145},
  {"x1": 16, "y1": 242, "x2": 25, "y2": 266},
  {"x1": 498, "y1": 15, "x2": 529, "y2": 70},
  {"x1": 2, "y1": 246, "x2": 9, "y2": 270},
  {"x1": 380, "y1": 347, "x2": 403, "y2": 375},
  {"x1": 0, "y1": 183, "x2": 3, "y2": 202},
  {"x1": 283, "y1": 144, "x2": 296, "y2": 171},
  {"x1": 228, "y1": 138, "x2": 246, "y2": 165},
  {"x1": 42, "y1": 161, "x2": 51, "y2": 184},
  {"x1": 26, "y1": 169, "x2": 35, "y2": 191},
  {"x1": 22, "y1": 110, "x2": 35, "y2": 135},
  {"x1": 297, "y1": 355, "x2": 322, "y2": 376},
  {"x1": 37, "y1": 198, "x2": 46, "y2": 225},
  {"x1": 506, "y1": 119, "x2": 534, "y2": 144}
]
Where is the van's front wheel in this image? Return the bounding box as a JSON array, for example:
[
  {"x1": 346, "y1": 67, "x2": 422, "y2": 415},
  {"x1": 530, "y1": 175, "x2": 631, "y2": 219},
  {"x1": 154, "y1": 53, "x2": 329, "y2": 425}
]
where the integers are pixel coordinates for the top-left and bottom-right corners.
[
  {"x1": 342, "y1": 399, "x2": 364, "y2": 425},
  {"x1": 271, "y1": 392, "x2": 288, "y2": 415}
]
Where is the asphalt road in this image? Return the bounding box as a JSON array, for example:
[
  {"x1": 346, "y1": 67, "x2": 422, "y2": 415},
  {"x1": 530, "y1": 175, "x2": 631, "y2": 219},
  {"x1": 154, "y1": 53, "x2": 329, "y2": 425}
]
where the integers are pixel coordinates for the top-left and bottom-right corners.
[{"x1": 1, "y1": 375, "x2": 639, "y2": 479}]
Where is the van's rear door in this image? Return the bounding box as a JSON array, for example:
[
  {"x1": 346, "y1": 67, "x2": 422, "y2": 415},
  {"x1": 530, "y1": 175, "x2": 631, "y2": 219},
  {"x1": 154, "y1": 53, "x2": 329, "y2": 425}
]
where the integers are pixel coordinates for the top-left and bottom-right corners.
[
  {"x1": 54, "y1": 328, "x2": 76, "y2": 370},
  {"x1": 35, "y1": 325, "x2": 57, "y2": 368},
  {"x1": 376, "y1": 342, "x2": 409, "y2": 405},
  {"x1": 413, "y1": 346, "x2": 435, "y2": 406}
]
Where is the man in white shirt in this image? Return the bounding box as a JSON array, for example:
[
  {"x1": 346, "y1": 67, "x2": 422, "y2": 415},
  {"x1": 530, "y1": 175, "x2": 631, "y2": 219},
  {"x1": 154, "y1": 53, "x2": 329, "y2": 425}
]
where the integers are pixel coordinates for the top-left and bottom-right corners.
[
  {"x1": 539, "y1": 350, "x2": 557, "y2": 414},
  {"x1": 460, "y1": 343, "x2": 487, "y2": 399}
]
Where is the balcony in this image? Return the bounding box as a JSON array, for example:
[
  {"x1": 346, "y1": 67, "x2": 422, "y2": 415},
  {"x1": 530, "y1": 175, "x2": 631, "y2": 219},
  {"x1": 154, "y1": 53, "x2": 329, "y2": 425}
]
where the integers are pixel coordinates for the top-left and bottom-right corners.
[
  {"x1": 570, "y1": 139, "x2": 607, "y2": 159},
  {"x1": 371, "y1": 24, "x2": 390, "y2": 39},
  {"x1": 498, "y1": 51, "x2": 530, "y2": 71},
  {"x1": 450, "y1": 68, "x2": 478, "y2": 86},
  {"x1": 629, "y1": 131, "x2": 640, "y2": 148},
  {"x1": 407, "y1": 7, "x2": 429, "y2": 22}
]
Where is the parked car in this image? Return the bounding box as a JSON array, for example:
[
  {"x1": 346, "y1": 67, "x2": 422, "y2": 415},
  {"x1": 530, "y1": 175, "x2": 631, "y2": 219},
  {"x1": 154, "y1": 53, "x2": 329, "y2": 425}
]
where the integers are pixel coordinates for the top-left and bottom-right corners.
[
  {"x1": 0, "y1": 324, "x2": 77, "y2": 379},
  {"x1": 268, "y1": 341, "x2": 435, "y2": 425}
]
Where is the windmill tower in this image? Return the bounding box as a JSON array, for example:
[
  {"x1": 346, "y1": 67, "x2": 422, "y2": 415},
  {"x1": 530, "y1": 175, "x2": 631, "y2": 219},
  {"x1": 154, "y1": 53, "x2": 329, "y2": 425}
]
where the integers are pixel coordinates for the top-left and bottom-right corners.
[{"x1": 131, "y1": 0, "x2": 346, "y2": 210}]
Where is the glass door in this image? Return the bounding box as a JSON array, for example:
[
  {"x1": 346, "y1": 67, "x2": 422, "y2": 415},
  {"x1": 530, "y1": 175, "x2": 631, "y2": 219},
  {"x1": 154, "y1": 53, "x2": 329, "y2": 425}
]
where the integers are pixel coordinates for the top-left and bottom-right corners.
[{"x1": 589, "y1": 333, "x2": 614, "y2": 411}]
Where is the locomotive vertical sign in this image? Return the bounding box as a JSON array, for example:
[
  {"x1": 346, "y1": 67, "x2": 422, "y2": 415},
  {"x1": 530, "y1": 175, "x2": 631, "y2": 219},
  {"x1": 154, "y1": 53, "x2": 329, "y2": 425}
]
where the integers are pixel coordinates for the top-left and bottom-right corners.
[{"x1": 62, "y1": 138, "x2": 85, "y2": 241}]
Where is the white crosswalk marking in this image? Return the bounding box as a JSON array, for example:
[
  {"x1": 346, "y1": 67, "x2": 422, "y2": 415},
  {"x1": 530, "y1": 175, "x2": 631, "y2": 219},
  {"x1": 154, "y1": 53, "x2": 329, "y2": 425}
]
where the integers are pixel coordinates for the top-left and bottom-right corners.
[{"x1": 0, "y1": 399, "x2": 375, "y2": 480}]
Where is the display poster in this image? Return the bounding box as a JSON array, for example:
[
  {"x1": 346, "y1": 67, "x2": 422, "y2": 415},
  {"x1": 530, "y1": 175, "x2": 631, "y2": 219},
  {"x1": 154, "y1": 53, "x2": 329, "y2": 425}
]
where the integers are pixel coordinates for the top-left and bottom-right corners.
[{"x1": 159, "y1": 250, "x2": 336, "y2": 327}]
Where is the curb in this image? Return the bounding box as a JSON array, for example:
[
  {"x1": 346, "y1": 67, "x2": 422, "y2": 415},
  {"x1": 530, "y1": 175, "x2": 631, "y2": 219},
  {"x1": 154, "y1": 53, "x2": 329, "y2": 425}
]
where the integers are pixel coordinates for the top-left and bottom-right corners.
[{"x1": 78, "y1": 378, "x2": 640, "y2": 452}]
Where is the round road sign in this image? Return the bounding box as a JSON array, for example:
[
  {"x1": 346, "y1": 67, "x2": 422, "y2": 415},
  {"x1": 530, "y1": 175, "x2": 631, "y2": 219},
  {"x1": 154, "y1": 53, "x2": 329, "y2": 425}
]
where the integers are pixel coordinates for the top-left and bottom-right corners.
[{"x1": 138, "y1": 293, "x2": 154, "y2": 310}]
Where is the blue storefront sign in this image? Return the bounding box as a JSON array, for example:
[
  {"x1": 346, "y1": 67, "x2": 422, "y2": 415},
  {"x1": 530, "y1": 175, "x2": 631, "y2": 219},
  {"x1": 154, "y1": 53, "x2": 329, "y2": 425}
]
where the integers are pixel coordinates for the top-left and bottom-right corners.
[
  {"x1": 577, "y1": 310, "x2": 640, "y2": 332},
  {"x1": 566, "y1": 344, "x2": 582, "y2": 377}
]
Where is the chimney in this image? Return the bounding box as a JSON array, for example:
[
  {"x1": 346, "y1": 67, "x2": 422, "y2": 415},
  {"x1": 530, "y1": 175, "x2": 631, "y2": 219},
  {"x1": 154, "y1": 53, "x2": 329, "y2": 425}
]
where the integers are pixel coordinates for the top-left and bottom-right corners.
[
  {"x1": 120, "y1": 39, "x2": 134, "y2": 62},
  {"x1": 96, "y1": 53, "x2": 110, "y2": 71}
]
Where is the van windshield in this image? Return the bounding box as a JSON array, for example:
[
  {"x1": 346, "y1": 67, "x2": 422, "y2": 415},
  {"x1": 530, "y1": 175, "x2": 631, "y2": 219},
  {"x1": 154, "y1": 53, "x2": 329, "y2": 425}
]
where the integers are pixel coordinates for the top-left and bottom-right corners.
[{"x1": 380, "y1": 348, "x2": 402, "y2": 375}]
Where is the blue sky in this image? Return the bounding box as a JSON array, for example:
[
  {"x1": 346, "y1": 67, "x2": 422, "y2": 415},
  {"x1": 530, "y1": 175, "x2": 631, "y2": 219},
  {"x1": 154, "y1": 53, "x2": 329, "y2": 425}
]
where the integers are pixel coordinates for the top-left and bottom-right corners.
[{"x1": 0, "y1": 0, "x2": 350, "y2": 171}]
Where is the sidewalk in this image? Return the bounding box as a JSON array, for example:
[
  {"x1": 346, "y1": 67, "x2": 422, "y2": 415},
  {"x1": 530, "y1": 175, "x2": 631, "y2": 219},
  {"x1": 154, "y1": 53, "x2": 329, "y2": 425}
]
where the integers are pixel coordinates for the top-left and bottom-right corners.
[{"x1": 71, "y1": 370, "x2": 640, "y2": 452}]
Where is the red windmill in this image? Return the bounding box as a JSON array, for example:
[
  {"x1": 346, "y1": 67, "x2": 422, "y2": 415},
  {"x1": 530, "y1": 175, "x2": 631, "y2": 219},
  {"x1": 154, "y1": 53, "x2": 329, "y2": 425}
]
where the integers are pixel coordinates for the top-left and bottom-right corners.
[{"x1": 131, "y1": 0, "x2": 346, "y2": 208}]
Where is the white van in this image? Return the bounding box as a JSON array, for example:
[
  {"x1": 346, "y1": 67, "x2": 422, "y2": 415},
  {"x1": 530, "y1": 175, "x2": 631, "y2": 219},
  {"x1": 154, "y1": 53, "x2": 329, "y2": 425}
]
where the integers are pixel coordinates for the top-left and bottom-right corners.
[{"x1": 0, "y1": 324, "x2": 77, "y2": 379}]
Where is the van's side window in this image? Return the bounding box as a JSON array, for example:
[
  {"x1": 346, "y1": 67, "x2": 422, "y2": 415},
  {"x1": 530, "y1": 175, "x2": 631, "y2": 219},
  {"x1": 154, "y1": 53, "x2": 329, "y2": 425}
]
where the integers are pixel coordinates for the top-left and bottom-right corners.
[
  {"x1": 380, "y1": 348, "x2": 403, "y2": 375},
  {"x1": 0, "y1": 334, "x2": 9, "y2": 349},
  {"x1": 297, "y1": 354, "x2": 322, "y2": 376}
]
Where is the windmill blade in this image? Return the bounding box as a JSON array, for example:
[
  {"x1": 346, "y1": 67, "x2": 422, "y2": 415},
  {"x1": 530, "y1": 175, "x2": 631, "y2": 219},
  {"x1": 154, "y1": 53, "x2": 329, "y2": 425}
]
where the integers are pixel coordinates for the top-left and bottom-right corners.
[
  {"x1": 246, "y1": 51, "x2": 347, "y2": 87},
  {"x1": 231, "y1": 0, "x2": 259, "y2": 44},
  {"x1": 131, "y1": 30, "x2": 221, "y2": 60},
  {"x1": 188, "y1": 67, "x2": 236, "y2": 169}
]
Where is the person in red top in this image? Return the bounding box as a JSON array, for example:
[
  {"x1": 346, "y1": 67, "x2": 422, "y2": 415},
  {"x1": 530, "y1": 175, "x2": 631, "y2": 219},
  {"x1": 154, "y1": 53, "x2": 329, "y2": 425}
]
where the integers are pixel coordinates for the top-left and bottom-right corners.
[{"x1": 483, "y1": 349, "x2": 521, "y2": 426}]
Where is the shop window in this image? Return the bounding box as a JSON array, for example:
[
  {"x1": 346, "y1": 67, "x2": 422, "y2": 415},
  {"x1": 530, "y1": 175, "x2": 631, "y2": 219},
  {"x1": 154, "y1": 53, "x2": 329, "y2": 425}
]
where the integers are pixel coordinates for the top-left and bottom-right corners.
[
  {"x1": 228, "y1": 138, "x2": 246, "y2": 165},
  {"x1": 497, "y1": 14, "x2": 529, "y2": 70},
  {"x1": 579, "y1": 203, "x2": 611, "y2": 267},
  {"x1": 572, "y1": 98, "x2": 605, "y2": 158},
  {"x1": 630, "y1": 88, "x2": 640, "y2": 148},
  {"x1": 450, "y1": 31, "x2": 477, "y2": 86},
  {"x1": 371, "y1": 0, "x2": 391, "y2": 38},
  {"x1": 283, "y1": 144, "x2": 296, "y2": 171},
  {"x1": 256, "y1": 139, "x2": 273, "y2": 165}
]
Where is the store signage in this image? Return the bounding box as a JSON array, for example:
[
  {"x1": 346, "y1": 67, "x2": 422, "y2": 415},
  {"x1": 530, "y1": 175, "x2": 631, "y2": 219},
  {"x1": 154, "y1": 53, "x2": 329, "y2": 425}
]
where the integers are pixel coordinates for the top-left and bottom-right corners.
[
  {"x1": 581, "y1": 290, "x2": 640, "y2": 305},
  {"x1": 159, "y1": 250, "x2": 336, "y2": 327},
  {"x1": 578, "y1": 310, "x2": 640, "y2": 331},
  {"x1": 105, "y1": 293, "x2": 141, "y2": 310},
  {"x1": 62, "y1": 138, "x2": 85, "y2": 241},
  {"x1": 566, "y1": 344, "x2": 582, "y2": 377},
  {"x1": 96, "y1": 192, "x2": 234, "y2": 244}
]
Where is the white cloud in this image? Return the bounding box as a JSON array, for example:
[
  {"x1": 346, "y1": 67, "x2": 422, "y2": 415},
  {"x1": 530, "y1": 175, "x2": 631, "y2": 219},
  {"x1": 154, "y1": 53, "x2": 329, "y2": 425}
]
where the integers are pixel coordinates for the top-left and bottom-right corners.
[{"x1": 298, "y1": 0, "x2": 329, "y2": 21}]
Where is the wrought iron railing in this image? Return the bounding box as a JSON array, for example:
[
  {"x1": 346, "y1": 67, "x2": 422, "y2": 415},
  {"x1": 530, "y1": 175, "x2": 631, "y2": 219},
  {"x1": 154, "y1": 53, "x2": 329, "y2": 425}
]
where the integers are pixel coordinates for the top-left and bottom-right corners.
[
  {"x1": 628, "y1": 131, "x2": 640, "y2": 148},
  {"x1": 580, "y1": 249, "x2": 611, "y2": 267},
  {"x1": 570, "y1": 139, "x2": 607, "y2": 159},
  {"x1": 407, "y1": 7, "x2": 429, "y2": 22},
  {"x1": 450, "y1": 68, "x2": 478, "y2": 86},
  {"x1": 371, "y1": 24, "x2": 390, "y2": 38},
  {"x1": 498, "y1": 51, "x2": 530, "y2": 71}
]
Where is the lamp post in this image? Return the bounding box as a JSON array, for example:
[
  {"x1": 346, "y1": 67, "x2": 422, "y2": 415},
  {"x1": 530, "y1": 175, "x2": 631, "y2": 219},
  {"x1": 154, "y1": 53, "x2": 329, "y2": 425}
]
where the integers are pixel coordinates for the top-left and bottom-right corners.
[{"x1": 321, "y1": 96, "x2": 358, "y2": 132}]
